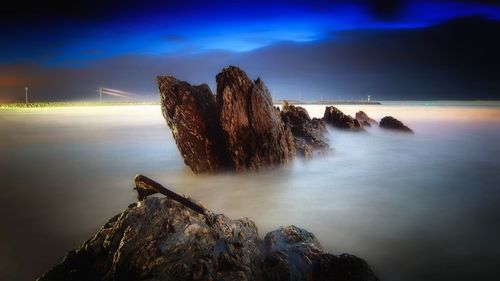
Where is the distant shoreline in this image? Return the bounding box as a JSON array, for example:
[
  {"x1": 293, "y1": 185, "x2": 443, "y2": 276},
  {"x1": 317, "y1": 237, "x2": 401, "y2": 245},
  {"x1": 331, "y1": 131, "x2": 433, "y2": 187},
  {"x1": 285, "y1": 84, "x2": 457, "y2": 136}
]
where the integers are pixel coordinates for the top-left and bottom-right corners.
[
  {"x1": 3, "y1": 100, "x2": 500, "y2": 109},
  {"x1": 0, "y1": 100, "x2": 381, "y2": 109},
  {"x1": 274, "y1": 99, "x2": 381, "y2": 105},
  {"x1": 0, "y1": 101, "x2": 159, "y2": 109}
]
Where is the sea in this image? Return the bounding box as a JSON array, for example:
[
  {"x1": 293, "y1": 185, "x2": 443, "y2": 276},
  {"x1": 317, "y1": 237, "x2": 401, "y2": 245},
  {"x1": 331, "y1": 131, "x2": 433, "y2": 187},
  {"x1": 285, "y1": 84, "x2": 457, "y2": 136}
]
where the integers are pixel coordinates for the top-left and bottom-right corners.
[{"x1": 1, "y1": 101, "x2": 500, "y2": 281}]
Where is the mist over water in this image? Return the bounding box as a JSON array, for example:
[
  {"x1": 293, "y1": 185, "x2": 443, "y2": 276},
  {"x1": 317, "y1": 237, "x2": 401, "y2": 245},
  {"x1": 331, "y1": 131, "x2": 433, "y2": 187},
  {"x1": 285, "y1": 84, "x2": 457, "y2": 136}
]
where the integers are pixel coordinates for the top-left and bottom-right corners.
[{"x1": 1, "y1": 103, "x2": 500, "y2": 281}]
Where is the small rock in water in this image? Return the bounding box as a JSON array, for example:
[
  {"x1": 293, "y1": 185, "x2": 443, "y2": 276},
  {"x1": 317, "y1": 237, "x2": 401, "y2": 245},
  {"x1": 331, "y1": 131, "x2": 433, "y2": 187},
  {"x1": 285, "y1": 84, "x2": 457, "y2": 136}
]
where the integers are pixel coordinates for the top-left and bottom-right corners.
[
  {"x1": 380, "y1": 116, "x2": 414, "y2": 133},
  {"x1": 356, "y1": 111, "x2": 378, "y2": 126},
  {"x1": 323, "y1": 106, "x2": 363, "y2": 130}
]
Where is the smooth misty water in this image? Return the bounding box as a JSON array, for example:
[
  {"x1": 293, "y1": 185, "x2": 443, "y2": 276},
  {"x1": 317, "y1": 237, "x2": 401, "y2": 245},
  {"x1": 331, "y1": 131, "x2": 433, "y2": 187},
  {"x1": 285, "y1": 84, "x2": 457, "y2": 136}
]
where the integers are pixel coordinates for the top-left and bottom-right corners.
[{"x1": 1, "y1": 103, "x2": 500, "y2": 281}]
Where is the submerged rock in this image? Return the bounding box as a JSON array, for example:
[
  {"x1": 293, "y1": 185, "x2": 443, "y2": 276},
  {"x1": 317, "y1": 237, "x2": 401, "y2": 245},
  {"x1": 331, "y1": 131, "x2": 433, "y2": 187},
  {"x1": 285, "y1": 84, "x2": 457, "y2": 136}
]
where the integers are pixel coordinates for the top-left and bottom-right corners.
[
  {"x1": 157, "y1": 76, "x2": 231, "y2": 173},
  {"x1": 356, "y1": 111, "x2": 378, "y2": 127},
  {"x1": 216, "y1": 66, "x2": 295, "y2": 171},
  {"x1": 39, "y1": 195, "x2": 379, "y2": 281},
  {"x1": 323, "y1": 106, "x2": 363, "y2": 130},
  {"x1": 361, "y1": 120, "x2": 372, "y2": 127},
  {"x1": 280, "y1": 105, "x2": 329, "y2": 156},
  {"x1": 380, "y1": 116, "x2": 414, "y2": 133}
]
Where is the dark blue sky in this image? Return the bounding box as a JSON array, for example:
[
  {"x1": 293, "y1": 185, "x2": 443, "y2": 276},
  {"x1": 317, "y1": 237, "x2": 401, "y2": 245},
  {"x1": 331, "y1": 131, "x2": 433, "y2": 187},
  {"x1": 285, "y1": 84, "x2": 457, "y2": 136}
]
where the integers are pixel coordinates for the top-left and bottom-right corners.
[{"x1": 1, "y1": 0, "x2": 500, "y2": 102}]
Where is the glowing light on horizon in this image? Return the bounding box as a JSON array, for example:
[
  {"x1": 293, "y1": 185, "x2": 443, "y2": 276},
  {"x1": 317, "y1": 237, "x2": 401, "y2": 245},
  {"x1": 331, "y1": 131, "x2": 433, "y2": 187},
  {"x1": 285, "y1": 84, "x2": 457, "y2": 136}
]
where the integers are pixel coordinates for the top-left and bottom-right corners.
[{"x1": 98, "y1": 88, "x2": 142, "y2": 103}]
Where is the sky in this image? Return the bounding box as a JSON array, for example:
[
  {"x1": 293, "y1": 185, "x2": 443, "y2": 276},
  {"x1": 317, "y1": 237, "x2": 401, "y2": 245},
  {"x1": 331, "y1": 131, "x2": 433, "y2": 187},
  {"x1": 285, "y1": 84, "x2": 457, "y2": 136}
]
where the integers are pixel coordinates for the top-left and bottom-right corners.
[{"x1": 1, "y1": 0, "x2": 500, "y2": 102}]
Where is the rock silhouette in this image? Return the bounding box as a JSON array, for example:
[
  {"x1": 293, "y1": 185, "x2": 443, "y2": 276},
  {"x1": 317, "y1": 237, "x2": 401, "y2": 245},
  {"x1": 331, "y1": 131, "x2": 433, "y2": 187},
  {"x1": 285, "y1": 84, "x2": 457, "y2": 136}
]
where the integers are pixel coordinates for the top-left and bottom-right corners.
[{"x1": 380, "y1": 116, "x2": 414, "y2": 133}]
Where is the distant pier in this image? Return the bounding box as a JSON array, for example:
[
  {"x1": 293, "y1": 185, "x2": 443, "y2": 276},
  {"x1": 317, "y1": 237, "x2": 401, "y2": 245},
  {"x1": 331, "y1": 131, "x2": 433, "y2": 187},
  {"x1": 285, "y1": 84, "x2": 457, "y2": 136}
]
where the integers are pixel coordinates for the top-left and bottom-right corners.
[{"x1": 274, "y1": 99, "x2": 382, "y2": 105}]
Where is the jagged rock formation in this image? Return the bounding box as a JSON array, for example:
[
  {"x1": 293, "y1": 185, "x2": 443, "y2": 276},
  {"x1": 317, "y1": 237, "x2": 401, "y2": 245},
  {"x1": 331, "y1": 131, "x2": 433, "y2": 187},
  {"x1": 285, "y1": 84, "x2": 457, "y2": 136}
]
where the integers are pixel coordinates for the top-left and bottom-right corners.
[
  {"x1": 39, "y1": 196, "x2": 379, "y2": 281},
  {"x1": 280, "y1": 105, "x2": 329, "y2": 157},
  {"x1": 216, "y1": 66, "x2": 295, "y2": 171},
  {"x1": 157, "y1": 66, "x2": 295, "y2": 173},
  {"x1": 356, "y1": 111, "x2": 378, "y2": 127},
  {"x1": 380, "y1": 116, "x2": 414, "y2": 133},
  {"x1": 157, "y1": 77, "x2": 231, "y2": 173},
  {"x1": 323, "y1": 106, "x2": 363, "y2": 130},
  {"x1": 38, "y1": 197, "x2": 261, "y2": 281}
]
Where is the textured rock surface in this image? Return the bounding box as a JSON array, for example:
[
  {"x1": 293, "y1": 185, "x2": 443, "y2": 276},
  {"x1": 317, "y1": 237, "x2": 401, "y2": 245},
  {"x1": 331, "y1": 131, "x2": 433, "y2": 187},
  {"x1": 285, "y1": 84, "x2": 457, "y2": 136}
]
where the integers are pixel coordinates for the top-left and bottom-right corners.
[
  {"x1": 323, "y1": 106, "x2": 363, "y2": 130},
  {"x1": 280, "y1": 105, "x2": 329, "y2": 156},
  {"x1": 380, "y1": 116, "x2": 414, "y2": 133},
  {"x1": 39, "y1": 197, "x2": 379, "y2": 281},
  {"x1": 355, "y1": 111, "x2": 378, "y2": 126},
  {"x1": 263, "y1": 226, "x2": 380, "y2": 281},
  {"x1": 157, "y1": 76, "x2": 230, "y2": 173},
  {"x1": 158, "y1": 66, "x2": 296, "y2": 173},
  {"x1": 38, "y1": 197, "x2": 261, "y2": 281},
  {"x1": 216, "y1": 66, "x2": 295, "y2": 171},
  {"x1": 361, "y1": 120, "x2": 372, "y2": 127},
  {"x1": 293, "y1": 138, "x2": 313, "y2": 158}
]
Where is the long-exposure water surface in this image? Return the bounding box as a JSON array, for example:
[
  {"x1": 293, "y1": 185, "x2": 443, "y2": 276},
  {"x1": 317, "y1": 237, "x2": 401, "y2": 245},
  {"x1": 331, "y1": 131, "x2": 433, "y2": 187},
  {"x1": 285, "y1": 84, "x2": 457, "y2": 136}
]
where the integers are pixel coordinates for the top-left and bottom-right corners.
[{"x1": 1, "y1": 103, "x2": 500, "y2": 281}]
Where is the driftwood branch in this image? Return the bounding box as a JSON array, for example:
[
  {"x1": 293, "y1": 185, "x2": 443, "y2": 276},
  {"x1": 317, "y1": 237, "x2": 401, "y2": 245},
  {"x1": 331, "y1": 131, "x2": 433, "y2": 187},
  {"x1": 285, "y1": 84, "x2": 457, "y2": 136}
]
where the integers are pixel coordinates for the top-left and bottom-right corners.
[{"x1": 134, "y1": 174, "x2": 208, "y2": 216}]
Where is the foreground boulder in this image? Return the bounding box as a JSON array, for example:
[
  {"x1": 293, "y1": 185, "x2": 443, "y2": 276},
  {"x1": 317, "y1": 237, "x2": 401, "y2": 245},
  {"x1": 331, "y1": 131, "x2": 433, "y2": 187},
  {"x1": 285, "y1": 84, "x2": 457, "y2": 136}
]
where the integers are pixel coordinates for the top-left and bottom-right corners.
[
  {"x1": 157, "y1": 66, "x2": 295, "y2": 173},
  {"x1": 379, "y1": 116, "x2": 413, "y2": 133},
  {"x1": 216, "y1": 66, "x2": 295, "y2": 171},
  {"x1": 323, "y1": 106, "x2": 363, "y2": 130},
  {"x1": 280, "y1": 104, "x2": 329, "y2": 157},
  {"x1": 38, "y1": 197, "x2": 261, "y2": 281},
  {"x1": 39, "y1": 177, "x2": 379, "y2": 281},
  {"x1": 355, "y1": 111, "x2": 378, "y2": 127}
]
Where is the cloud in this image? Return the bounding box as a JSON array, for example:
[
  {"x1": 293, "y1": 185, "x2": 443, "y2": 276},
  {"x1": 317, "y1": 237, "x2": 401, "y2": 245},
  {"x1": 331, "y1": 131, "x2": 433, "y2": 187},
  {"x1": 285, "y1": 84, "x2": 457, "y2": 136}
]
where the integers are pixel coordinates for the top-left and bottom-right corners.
[
  {"x1": 3, "y1": 1, "x2": 500, "y2": 67},
  {"x1": 1, "y1": 16, "x2": 499, "y2": 102}
]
